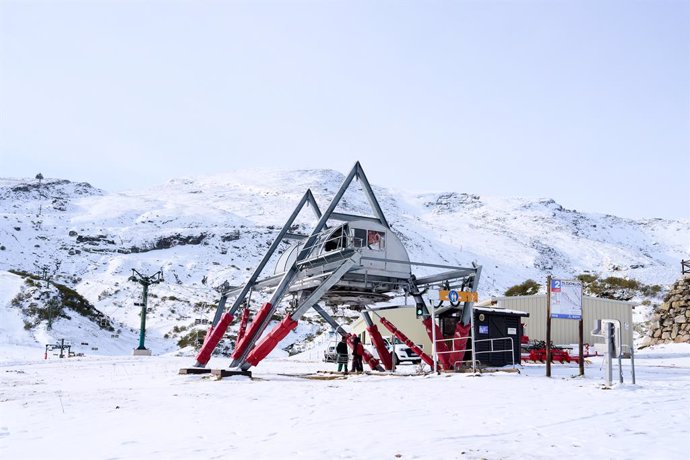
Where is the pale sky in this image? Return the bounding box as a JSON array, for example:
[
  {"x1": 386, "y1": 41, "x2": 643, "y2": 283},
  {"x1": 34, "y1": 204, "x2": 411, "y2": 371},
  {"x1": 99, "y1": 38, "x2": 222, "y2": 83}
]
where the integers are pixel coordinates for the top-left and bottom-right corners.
[{"x1": 1, "y1": 0, "x2": 688, "y2": 220}]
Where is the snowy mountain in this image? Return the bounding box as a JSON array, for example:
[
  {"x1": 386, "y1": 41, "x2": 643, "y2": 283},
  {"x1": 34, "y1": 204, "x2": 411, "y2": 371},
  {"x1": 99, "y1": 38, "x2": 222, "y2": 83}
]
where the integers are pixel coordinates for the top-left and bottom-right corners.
[{"x1": 0, "y1": 170, "x2": 687, "y2": 356}]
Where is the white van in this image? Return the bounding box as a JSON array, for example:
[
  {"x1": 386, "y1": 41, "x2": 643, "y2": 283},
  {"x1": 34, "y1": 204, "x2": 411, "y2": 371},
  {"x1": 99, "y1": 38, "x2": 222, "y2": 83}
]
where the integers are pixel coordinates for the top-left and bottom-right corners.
[{"x1": 367, "y1": 338, "x2": 421, "y2": 365}]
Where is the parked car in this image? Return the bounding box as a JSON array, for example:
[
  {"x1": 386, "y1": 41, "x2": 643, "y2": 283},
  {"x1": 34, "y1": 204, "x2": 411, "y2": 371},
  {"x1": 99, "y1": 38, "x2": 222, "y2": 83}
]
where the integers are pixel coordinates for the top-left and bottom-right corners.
[
  {"x1": 323, "y1": 343, "x2": 338, "y2": 363},
  {"x1": 367, "y1": 338, "x2": 421, "y2": 365}
]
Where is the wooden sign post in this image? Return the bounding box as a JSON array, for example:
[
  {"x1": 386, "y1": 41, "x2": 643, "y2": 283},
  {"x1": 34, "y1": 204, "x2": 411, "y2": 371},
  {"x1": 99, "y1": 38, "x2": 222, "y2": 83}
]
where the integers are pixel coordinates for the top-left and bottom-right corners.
[{"x1": 546, "y1": 275, "x2": 552, "y2": 378}]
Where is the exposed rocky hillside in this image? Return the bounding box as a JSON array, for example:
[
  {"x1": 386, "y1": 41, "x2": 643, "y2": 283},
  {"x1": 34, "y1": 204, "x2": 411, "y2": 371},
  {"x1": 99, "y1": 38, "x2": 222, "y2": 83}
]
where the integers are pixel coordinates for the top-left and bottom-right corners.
[{"x1": 0, "y1": 170, "x2": 686, "y2": 355}]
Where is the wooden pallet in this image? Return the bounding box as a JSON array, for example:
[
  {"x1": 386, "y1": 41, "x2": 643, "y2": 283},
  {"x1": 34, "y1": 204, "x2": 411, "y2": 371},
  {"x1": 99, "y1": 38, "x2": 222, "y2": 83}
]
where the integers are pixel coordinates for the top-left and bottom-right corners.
[
  {"x1": 178, "y1": 367, "x2": 213, "y2": 375},
  {"x1": 211, "y1": 369, "x2": 252, "y2": 379}
]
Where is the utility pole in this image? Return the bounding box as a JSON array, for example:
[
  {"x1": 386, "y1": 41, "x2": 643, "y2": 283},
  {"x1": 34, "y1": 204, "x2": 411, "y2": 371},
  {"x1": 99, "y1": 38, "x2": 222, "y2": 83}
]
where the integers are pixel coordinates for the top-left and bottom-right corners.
[
  {"x1": 35, "y1": 259, "x2": 62, "y2": 330},
  {"x1": 35, "y1": 173, "x2": 44, "y2": 217},
  {"x1": 128, "y1": 269, "x2": 163, "y2": 356}
]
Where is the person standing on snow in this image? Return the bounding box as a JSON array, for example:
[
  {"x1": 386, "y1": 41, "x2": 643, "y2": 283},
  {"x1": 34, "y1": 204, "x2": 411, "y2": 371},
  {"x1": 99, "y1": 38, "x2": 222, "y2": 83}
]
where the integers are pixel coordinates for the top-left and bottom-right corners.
[
  {"x1": 351, "y1": 336, "x2": 364, "y2": 373},
  {"x1": 336, "y1": 336, "x2": 349, "y2": 374}
]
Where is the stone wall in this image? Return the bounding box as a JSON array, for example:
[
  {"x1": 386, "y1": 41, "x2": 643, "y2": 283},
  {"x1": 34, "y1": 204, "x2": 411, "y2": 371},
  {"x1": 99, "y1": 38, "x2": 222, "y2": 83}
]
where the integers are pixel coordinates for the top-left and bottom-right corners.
[{"x1": 642, "y1": 275, "x2": 690, "y2": 346}]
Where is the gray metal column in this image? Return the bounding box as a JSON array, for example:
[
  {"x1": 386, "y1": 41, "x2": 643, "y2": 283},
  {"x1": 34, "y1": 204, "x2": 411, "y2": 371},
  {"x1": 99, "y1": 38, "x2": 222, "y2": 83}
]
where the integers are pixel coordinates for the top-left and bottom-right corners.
[
  {"x1": 312, "y1": 304, "x2": 350, "y2": 337},
  {"x1": 461, "y1": 265, "x2": 482, "y2": 325},
  {"x1": 210, "y1": 294, "x2": 228, "y2": 327},
  {"x1": 361, "y1": 310, "x2": 375, "y2": 328}
]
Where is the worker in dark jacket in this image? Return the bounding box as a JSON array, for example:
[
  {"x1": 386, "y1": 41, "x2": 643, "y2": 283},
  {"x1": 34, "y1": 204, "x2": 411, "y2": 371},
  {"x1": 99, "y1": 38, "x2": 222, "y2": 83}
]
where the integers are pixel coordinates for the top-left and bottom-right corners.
[
  {"x1": 351, "y1": 336, "x2": 364, "y2": 373},
  {"x1": 336, "y1": 336, "x2": 349, "y2": 374}
]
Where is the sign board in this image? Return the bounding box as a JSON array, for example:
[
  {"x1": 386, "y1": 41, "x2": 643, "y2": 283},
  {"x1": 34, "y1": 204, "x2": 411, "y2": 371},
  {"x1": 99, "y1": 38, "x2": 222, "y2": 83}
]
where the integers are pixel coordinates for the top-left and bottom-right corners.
[
  {"x1": 507, "y1": 327, "x2": 517, "y2": 335},
  {"x1": 479, "y1": 325, "x2": 489, "y2": 334},
  {"x1": 439, "y1": 290, "x2": 478, "y2": 303},
  {"x1": 550, "y1": 279, "x2": 582, "y2": 320}
]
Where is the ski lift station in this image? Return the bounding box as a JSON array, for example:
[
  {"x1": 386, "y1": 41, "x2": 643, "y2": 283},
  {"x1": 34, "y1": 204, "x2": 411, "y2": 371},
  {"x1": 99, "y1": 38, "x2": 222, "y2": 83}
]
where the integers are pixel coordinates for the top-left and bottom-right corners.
[
  {"x1": 177, "y1": 162, "x2": 640, "y2": 377},
  {"x1": 180, "y1": 162, "x2": 491, "y2": 376}
]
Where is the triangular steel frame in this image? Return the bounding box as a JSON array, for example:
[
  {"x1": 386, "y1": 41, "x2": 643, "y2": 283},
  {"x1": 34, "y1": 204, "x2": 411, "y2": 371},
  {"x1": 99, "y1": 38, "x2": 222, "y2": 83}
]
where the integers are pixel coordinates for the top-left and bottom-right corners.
[
  {"x1": 228, "y1": 162, "x2": 393, "y2": 369},
  {"x1": 327, "y1": 161, "x2": 390, "y2": 229},
  {"x1": 186, "y1": 161, "x2": 482, "y2": 373}
]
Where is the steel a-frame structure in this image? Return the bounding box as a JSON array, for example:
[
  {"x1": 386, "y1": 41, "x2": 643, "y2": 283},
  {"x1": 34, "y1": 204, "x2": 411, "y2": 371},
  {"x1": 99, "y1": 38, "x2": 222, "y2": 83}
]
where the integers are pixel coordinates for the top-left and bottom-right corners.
[{"x1": 181, "y1": 162, "x2": 481, "y2": 375}]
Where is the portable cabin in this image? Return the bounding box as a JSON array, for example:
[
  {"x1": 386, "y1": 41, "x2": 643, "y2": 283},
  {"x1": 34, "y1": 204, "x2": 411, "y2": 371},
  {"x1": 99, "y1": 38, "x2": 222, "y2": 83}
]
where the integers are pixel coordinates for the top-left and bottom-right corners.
[{"x1": 473, "y1": 307, "x2": 529, "y2": 367}]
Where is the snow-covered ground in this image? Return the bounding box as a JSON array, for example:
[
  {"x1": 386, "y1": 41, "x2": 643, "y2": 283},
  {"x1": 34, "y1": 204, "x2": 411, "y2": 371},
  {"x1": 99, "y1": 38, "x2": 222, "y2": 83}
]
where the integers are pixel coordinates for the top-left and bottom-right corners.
[{"x1": 1, "y1": 344, "x2": 689, "y2": 460}]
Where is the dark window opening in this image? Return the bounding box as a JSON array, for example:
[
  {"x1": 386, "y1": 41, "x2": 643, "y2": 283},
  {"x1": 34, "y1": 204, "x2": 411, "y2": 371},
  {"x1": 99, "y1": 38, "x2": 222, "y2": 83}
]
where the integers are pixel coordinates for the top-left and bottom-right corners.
[
  {"x1": 324, "y1": 226, "x2": 347, "y2": 252},
  {"x1": 352, "y1": 228, "x2": 367, "y2": 248}
]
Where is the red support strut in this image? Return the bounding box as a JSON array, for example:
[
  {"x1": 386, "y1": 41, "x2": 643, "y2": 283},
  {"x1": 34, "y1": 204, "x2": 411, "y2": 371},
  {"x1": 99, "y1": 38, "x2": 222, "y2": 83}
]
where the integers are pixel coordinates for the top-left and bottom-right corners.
[
  {"x1": 367, "y1": 324, "x2": 392, "y2": 370},
  {"x1": 236, "y1": 307, "x2": 251, "y2": 345},
  {"x1": 195, "y1": 312, "x2": 235, "y2": 366},
  {"x1": 362, "y1": 348, "x2": 382, "y2": 371},
  {"x1": 422, "y1": 318, "x2": 472, "y2": 371},
  {"x1": 422, "y1": 317, "x2": 452, "y2": 370},
  {"x1": 448, "y1": 322, "x2": 472, "y2": 369},
  {"x1": 347, "y1": 334, "x2": 383, "y2": 371},
  {"x1": 379, "y1": 317, "x2": 434, "y2": 368},
  {"x1": 245, "y1": 316, "x2": 298, "y2": 367},
  {"x1": 232, "y1": 302, "x2": 273, "y2": 361}
]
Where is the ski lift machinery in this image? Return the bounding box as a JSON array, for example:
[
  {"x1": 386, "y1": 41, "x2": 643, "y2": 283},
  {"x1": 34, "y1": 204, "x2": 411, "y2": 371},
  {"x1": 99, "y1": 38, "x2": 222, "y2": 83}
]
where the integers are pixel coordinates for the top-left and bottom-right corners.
[{"x1": 179, "y1": 162, "x2": 481, "y2": 376}]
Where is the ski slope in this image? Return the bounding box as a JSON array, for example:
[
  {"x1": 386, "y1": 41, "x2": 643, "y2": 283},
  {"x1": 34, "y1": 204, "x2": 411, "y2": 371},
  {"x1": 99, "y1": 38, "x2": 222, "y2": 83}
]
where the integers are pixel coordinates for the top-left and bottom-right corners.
[{"x1": 0, "y1": 344, "x2": 689, "y2": 459}]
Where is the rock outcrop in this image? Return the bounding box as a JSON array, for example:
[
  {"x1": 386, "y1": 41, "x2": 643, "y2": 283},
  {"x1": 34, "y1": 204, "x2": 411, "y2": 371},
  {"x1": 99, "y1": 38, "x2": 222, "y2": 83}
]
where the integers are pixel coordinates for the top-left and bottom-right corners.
[{"x1": 642, "y1": 275, "x2": 690, "y2": 346}]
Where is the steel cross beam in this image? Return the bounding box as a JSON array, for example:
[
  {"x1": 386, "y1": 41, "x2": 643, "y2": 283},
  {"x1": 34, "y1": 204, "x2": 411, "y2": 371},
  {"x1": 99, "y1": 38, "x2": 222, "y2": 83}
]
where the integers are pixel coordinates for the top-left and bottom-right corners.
[
  {"x1": 312, "y1": 304, "x2": 350, "y2": 337},
  {"x1": 288, "y1": 255, "x2": 361, "y2": 321},
  {"x1": 414, "y1": 268, "x2": 478, "y2": 287}
]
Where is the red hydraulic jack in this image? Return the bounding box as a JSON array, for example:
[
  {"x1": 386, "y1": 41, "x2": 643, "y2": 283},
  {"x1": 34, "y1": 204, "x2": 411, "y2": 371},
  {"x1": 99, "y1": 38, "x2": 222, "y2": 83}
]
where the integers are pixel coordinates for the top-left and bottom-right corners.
[
  {"x1": 236, "y1": 306, "x2": 251, "y2": 345},
  {"x1": 194, "y1": 312, "x2": 234, "y2": 367},
  {"x1": 379, "y1": 317, "x2": 434, "y2": 368},
  {"x1": 231, "y1": 302, "x2": 273, "y2": 362},
  {"x1": 422, "y1": 317, "x2": 451, "y2": 370},
  {"x1": 245, "y1": 316, "x2": 298, "y2": 367},
  {"x1": 448, "y1": 322, "x2": 471, "y2": 370},
  {"x1": 366, "y1": 324, "x2": 393, "y2": 370},
  {"x1": 421, "y1": 317, "x2": 471, "y2": 371}
]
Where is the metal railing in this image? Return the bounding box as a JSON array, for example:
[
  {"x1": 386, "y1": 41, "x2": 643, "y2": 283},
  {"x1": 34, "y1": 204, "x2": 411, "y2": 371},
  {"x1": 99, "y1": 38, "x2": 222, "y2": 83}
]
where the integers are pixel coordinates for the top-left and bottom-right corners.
[
  {"x1": 473, "y1": 336, "x2": 516, "y2": 369},
  {"x1": 431, "y1": 336, "x2": 474, "y2": 371},
  {"x1": 432, "y1": 335, "x2": 516, "y2": 371},
  {"x1": 682, "y1": 260, "x2": 689, "y2": 275},
  {"x1": 435, "y1": 337, "x2": 472, "y2": 371}
]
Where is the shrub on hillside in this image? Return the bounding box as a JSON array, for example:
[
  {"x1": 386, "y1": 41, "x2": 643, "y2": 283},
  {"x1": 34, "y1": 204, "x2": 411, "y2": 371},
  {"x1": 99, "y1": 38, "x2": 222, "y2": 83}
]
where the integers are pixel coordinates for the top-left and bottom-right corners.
[
  {"x1": 576, "y1": 274, "x2": 661, "y2": 301},
  {"x1": 504, "y1": 279, "x2": 540, "y2": 297},
  {"x1": 177, "y1": 329, "x2": 206, "y2": 349}
]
